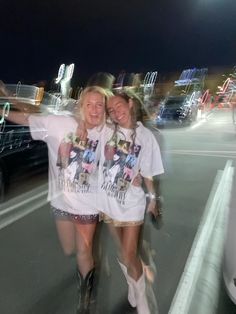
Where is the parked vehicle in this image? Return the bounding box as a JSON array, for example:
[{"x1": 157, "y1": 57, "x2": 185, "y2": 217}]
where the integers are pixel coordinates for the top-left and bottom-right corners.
[
  {"x1": 0, "y1": 83, "x2": 49, "y2": 203},
  {"x1": 0, "y1": 119, "x2": 48, "y2": 203},
  {"x1": 156, "y1": 94, "x2": 199, "y2": 126},
  {"x1": 156, "y1": 68, "x2": 207, "y2": 127}
]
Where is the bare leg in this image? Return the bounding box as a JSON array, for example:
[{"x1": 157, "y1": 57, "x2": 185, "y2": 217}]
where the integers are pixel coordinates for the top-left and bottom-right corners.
[
  {"x1": 119, "y1": 225, "x2": 143, "y2": 280},
  {"x1": 108, "y1": 224, "x2": 143, "y2": 279},
  {"x1": 107, "y1": 223, "x2": 122, "y2": 252},
  {"x1": 55, "y1": 219, "x2": 76, "y2": 256},
  {"x1": 75, "y1": 222, "x2": 97, "y2": 277},
  {"x1": 74, "y1": 222, "x2": 97, "y2": 314}
]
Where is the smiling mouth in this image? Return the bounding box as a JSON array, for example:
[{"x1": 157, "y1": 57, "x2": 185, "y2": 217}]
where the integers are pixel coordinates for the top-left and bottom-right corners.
[{"x1": 116, "y1": 114, "x2": 125, "y2": 121}]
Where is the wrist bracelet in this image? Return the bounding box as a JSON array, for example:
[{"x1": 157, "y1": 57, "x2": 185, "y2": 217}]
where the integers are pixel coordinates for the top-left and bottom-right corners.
[
  {"x1": 146, "y1": 192, "x2": 156, "y2": 200},
  {"x1": 146, "y1": 193, "x2": 163, "y2": 201}
]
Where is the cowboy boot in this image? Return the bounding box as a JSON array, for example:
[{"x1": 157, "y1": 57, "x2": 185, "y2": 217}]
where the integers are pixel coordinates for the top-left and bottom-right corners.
[
  {"x1": 117, "y1": 260, "x2": 137, "y2": 308},
  {"x1": 130, "y1": 271, "x2": 159, "y2": 314},
  {"x1": 76, "y1": 268, "x2": 95, "y2": 314}
]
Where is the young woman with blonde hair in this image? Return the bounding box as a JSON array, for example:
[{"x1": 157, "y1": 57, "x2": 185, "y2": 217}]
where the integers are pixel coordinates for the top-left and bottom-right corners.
[{"x1": 0, "y1": 84, "x2": 108, "y2": 314}]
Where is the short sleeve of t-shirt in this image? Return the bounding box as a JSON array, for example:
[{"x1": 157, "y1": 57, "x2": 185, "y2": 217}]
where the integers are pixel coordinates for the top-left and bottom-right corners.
[
  {"x1": 139, "y1": 127, "x2": 164, "y2": 178},
  {"x1": 28, "y1": 115, "x2": 49, "y2": 142}
]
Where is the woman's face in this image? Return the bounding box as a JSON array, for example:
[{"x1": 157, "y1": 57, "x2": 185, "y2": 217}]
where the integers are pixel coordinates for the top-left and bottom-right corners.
[
  {"x1": 107, "y1": 95, "x2": 132, "y2": 128},
  {"x1": 82, "y1": 92, "x2": 105, "y2": 128}
]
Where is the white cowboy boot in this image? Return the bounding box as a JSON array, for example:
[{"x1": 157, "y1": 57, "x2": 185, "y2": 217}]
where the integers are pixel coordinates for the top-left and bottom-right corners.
[
  {"x1": 117, "y1": 260, "x2": 137, "y2": 308},
  {"x1": 130, "y1": 271, "x2": 159, "y2": 314}
]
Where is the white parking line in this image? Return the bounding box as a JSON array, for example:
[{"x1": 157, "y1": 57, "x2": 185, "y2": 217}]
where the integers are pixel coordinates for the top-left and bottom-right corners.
[
  {"x1": 0, "y1": 190, "x2": 47, "y2": 216},
  {"x1": 0, "y1": 184, "x2": 48, "y2": 230},
  {"x1": 168, "y1": 160, "x2": 234, "y2": 314},
  {"x1": 0, "y1": 198, "x2": 48, "y2": 231},
  {"x1": 190, "y1": 118, "x2": 207, "y2": 130},
  {"x1": 167, "y1": 149, "x2": 236, "y2": 159}
]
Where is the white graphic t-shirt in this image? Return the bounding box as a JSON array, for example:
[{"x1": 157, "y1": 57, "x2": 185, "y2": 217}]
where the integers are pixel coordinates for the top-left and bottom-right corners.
[
  {"x1": 98, "y1": 122, "x2": 164, "y2": 222},
  {"x1": 29, "y1": 114, "x2": 102, "y2": 215}
]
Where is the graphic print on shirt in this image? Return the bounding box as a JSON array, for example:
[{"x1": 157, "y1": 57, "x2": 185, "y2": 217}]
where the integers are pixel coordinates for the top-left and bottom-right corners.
[
  {"x1": 101, "y1": 137, "x2": 141, "y2": 204},
  {"x1": 56, "y1": 132, "x2": 98, "y2": 192}
]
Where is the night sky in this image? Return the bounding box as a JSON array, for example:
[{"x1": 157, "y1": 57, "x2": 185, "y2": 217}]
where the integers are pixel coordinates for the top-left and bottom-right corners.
[{"x1": 1, "y1": 0, "x2": 236, "y2": 87}]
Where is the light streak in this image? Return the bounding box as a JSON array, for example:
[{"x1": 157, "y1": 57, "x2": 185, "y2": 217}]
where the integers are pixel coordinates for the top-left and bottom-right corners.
[{"x1": 0, "y1": 102, "x2": 10, "y2": 124}]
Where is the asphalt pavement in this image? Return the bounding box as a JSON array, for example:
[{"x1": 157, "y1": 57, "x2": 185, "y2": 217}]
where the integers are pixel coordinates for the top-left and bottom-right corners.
[{"x1": 0, "y1": 109, "x2": 236, "y2": 314}]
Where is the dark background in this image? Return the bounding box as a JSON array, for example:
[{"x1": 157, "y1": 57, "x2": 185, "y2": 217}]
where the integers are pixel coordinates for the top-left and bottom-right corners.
[{"x1": 1, "y1": 0, "x2": 236, "y2": 86}]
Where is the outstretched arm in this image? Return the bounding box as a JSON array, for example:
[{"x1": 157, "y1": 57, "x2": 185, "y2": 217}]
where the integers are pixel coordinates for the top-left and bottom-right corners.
[
  {"x1": 0, "y1": 81, "x2": 35, "y2": 125},
  {"x1": 0, "y1": 103, "x2": 30, "y2": 126}
]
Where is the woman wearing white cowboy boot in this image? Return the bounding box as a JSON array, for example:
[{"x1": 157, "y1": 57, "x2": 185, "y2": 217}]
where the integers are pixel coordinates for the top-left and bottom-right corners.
[{"x1": 98, "y1": 89, "x2": 164, "y2": 314}]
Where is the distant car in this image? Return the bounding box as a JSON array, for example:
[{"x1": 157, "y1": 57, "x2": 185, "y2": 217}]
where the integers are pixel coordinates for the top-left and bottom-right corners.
[
  {"x1": 155, "y1": 94, "x2": 199, "y2": 127},
  {"x1": 0, "y1": 119, "x2": 48, "y2": 203}
]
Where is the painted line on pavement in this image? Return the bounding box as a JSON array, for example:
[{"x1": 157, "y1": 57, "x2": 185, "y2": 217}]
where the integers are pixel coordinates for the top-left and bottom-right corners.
[
  {"x1": 0, "y1": 189, "x2": 47, "y2": 216},
  {"x1": 166, "y1": 149, "x2": 236, "y2": 159},
  {"x1": 168, "y1": 160, "x2": 233, "y2": 314},
  {"x1": 0, "y1": 183, "x2": 48, "y2": 230},
  {"x1": 190, "y1": 118, "x2": 207, "y2": 130},
  {"x1": 0, "y1": 198, "x2": 48, "y2": 231}
]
